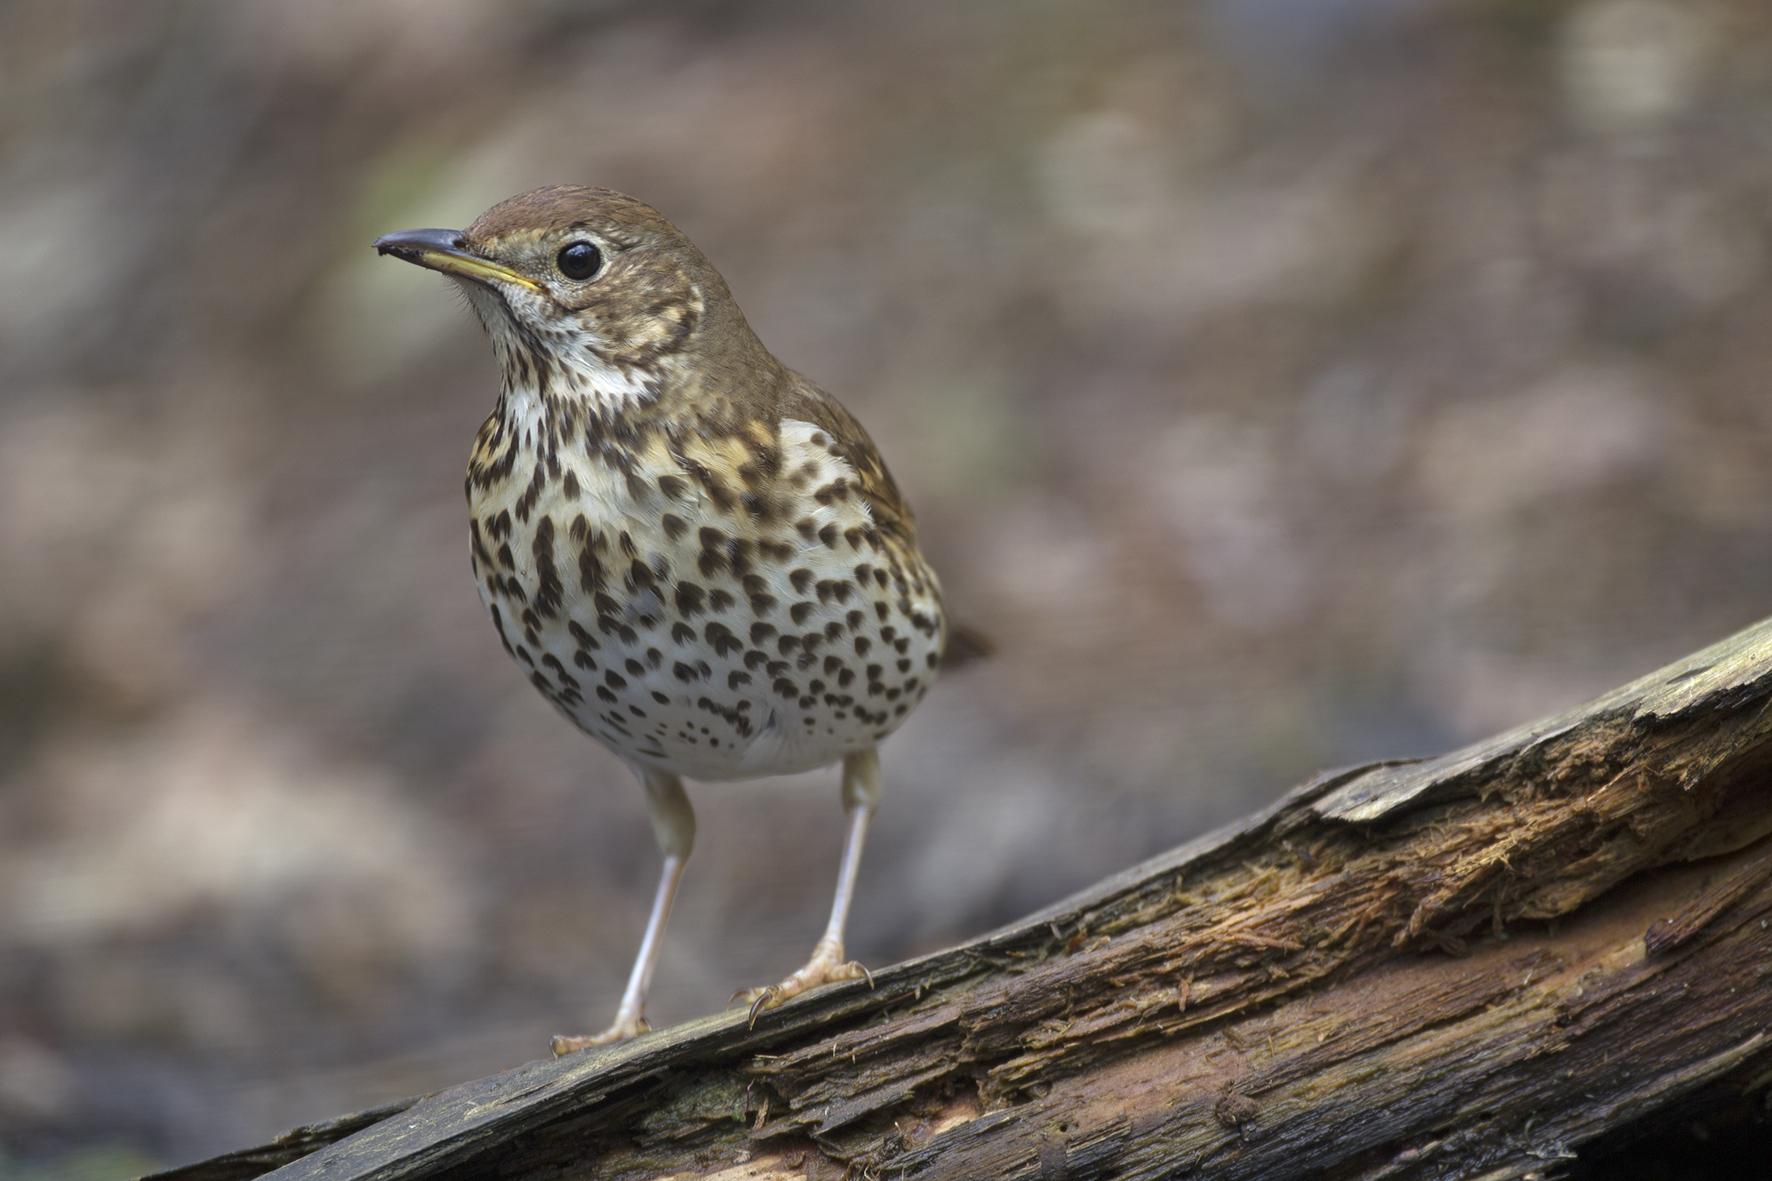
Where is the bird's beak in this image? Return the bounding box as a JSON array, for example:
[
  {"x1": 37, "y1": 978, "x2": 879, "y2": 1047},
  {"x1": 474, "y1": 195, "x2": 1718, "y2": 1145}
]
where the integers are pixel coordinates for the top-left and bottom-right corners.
[{"x1": 372, "y1": 228, "x2": 543, "y2": 292}]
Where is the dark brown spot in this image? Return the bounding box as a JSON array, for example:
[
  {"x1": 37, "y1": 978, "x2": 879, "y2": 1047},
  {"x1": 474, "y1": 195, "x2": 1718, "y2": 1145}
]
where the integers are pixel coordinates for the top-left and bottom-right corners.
[
  {"x1": 469, "y1": 519, "x2": 493, "y2": 568},
  {"x1": 531, "y1": 518, "x2": 564, "y2": 619},
  {"x1": 488, "y1": 604, "x2": 515, "y2": 656},
  {"x1": 674, "y1": 581, "x2": 707, "y2": 617},
  {"x1": 684, "y1": 458, "x2": 734, "y2": 511},
  {"x1": 704, "y1": 621, "x2": 742, "y2": 657}
]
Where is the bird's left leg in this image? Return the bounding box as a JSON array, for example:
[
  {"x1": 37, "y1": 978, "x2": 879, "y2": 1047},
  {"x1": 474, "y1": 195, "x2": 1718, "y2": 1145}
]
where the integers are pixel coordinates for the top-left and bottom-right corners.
[{"x1": 741, "y1": 747, "x2": 879, "y2": 1022}]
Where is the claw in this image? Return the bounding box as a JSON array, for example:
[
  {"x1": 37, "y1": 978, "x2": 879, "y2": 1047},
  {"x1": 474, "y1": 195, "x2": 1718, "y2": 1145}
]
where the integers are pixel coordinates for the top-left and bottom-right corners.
[{"x1": 736, "y1": 946, "x2": 875, "y2": 1029}]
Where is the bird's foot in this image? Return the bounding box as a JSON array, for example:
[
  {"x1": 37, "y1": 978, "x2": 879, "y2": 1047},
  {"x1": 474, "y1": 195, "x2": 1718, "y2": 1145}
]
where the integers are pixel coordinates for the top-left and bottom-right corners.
[
  {"x1": 736, "y1": 938, "x2": 874, "y2": 1028},
  {"x1": 550, "y1": 1011, "x2": 651, "y2": 1056}
]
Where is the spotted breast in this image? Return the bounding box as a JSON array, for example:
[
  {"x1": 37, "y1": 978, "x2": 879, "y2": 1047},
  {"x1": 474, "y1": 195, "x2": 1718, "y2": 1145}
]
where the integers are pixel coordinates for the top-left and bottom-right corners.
[{"x1": 467, "y1": 389, "x2": 947, "y2": 782}]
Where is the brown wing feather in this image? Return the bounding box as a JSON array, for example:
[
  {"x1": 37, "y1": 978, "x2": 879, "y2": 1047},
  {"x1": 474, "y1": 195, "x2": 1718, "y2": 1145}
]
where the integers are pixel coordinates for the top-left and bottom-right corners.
[{"x1": 777, "y1": 374, "x2": 918, "y2": 546}]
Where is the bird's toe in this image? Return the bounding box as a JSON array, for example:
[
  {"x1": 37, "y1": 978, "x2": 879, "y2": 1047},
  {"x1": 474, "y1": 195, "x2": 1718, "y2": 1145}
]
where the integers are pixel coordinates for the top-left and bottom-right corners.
[
  {"x1": 737, "y1": 952, "x2": 875, "y2": 1027},
  {"x1": 551, "y1": 1014, "x2": 652, "y2": 1056}
]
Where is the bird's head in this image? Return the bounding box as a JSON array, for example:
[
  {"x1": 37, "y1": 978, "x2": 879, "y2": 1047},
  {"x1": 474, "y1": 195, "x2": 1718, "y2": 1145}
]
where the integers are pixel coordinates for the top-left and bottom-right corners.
[{"x1": 375, "y1": 186, "x2": 766, "y2": 412}]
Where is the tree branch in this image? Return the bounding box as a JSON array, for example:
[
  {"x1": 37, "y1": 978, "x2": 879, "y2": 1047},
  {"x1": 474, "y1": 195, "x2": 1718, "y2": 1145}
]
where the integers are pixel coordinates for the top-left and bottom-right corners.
[{"x1": 156, "y1": 618, "x2": 1772, "y2": 1180}]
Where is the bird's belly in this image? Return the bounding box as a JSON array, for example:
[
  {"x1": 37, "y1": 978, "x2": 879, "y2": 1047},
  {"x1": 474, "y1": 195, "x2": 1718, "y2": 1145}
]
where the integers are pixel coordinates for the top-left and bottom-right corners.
[{"x1": 467, "y1": 454, "x2": 944, "y2": 782}]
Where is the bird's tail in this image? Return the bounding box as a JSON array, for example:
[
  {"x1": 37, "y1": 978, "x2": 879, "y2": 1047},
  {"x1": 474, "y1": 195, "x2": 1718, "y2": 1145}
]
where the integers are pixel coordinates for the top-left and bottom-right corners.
[{"x1": 942, "y1": 622, "x2": 995, "y2": 670}]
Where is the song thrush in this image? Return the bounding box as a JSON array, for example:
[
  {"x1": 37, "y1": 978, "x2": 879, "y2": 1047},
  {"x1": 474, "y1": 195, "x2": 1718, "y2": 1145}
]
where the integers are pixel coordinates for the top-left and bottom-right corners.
[{"x1": 374, "y1": 187, "x2": 984, "y2": 1053}]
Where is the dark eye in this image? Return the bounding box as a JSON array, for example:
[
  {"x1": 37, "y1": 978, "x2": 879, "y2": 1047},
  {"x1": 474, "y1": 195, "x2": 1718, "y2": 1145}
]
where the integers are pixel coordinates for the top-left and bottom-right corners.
[{"x1": 556, "y1": 240, "x2": 602, "y2": 281}]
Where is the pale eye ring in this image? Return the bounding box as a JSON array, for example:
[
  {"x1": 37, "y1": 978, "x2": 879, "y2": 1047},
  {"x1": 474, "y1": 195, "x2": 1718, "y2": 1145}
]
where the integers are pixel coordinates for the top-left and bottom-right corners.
[{"x1": 556, "y1": 240, "x2": 602, "y2": 281}]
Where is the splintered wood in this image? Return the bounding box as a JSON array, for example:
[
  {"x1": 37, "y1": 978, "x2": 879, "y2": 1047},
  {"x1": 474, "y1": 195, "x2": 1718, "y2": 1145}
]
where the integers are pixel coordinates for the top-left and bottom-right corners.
[{"x1": 156, "y1": 620, "x2": 1772, "y2": 1181}]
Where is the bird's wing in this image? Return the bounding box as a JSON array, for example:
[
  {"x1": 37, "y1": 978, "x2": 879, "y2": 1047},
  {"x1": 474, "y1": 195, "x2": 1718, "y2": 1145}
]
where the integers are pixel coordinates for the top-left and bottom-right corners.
[
  {"x1": 776, "y1": 374, "x2": 919, "y2": 547},
  {"x1": 776, "y1": 375, "x2": 994, "y2": 670}
]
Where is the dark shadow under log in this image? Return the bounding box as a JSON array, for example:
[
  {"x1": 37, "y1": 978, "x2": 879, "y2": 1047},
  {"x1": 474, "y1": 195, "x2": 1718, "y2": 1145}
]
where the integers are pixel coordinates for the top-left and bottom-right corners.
[{"x1": 155, "y1": 618, "x2": 1772, "y2": 1181}]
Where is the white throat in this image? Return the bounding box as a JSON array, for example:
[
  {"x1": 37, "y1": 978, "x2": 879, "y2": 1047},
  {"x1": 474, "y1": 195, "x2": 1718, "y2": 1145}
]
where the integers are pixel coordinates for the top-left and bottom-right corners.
[{"x1": 468, "y1": 292, "x2": 658, "y2": 423}]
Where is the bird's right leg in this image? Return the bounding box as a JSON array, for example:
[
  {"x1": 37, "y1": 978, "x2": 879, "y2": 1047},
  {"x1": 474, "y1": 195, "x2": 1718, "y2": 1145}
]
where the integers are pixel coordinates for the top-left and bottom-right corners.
[{"x1": 551, "y1": 769, "x2": 693, "y2": 1056}]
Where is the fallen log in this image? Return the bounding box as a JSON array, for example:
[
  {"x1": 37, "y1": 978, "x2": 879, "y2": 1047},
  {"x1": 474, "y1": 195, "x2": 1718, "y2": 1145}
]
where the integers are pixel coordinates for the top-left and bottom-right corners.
[{"x1": 156, "y1": 617, "x2": 1772, "y2": 1180}]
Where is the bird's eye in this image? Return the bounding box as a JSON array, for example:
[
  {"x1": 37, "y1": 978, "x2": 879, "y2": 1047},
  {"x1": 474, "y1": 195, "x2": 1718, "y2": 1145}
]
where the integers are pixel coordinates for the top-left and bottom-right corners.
[{"x1": 556, "y1": 241, "x2": 602, "y2": 281}]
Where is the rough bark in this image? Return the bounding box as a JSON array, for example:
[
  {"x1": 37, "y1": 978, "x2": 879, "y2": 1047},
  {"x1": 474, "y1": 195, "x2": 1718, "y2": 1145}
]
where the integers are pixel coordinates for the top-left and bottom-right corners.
[{"x1": 155, "y1": 618, "x2": 1772, "y2": 1181}]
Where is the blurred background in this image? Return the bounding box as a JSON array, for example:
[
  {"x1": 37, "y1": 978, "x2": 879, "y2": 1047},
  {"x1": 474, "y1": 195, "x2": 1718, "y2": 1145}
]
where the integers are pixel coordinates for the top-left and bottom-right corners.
[{"x1": 5, "y1": 0, "x2": 1772, "y2": 1173}]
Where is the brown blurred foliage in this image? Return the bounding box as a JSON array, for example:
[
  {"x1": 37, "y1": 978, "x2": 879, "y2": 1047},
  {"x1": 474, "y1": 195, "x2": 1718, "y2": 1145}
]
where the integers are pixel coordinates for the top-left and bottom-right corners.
[{"x1": 5, "y1": 0, "x2": 1772, "y2": 1171}]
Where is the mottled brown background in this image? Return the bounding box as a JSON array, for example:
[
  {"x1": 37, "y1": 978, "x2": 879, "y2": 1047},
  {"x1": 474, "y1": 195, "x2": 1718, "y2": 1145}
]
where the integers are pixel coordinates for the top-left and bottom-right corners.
[{"x1": 5, "y1": 0, "x2": 1771, "y2": 1174}]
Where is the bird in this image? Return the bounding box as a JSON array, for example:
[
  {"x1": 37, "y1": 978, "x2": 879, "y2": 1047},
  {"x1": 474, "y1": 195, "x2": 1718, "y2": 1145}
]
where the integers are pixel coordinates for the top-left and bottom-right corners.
[{"x1": 374, "y1": 186, "x2": 986, "y2": 1054}]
